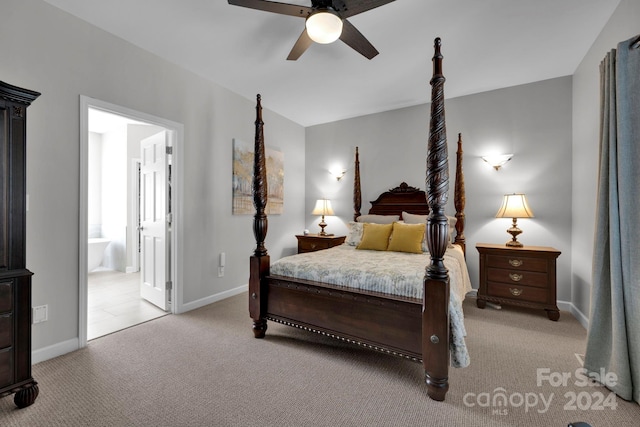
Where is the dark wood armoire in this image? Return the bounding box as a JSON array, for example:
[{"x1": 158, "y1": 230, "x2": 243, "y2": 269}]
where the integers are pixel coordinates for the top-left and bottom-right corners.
[{"x1": 0, "y1": 81, "x2": 40, "y2": 408}]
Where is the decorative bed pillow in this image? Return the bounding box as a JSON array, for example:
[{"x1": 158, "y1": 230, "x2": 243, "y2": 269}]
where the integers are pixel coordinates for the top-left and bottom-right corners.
[
  {"x1": 356, "y1": 223, "x2": 393, "y2": 251},
  {"x1": 447, "y1": 215, "x2": 457, "y2": 237},
  {"x1": 401, "y1": 211, "x2": 427, "y2": 225},
  {"x1": 355, "y1": 214, "x2": 400, "y2": 224},
  {"x1": 387, "y1": 222, "x2": 426, "y2": 254},
  {"x1": 345, "y1": 221, "x2": 364, "y2": 246},
  {"x1": 402, "y1": 211, "x2": 458, "y2": 248}
]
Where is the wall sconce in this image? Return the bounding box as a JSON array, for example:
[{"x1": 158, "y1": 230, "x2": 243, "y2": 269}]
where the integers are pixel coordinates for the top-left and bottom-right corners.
[
  {"x1": 482, "y1": 154, "x2": 513, "y2": 170},
  {"x1": 495, "y1": 193, "x2": 534, "y2": 247},
  {"x1": 311, "y1": 199, "x2": 335, "y2": 235},
  {"x1": 329, "y1": 167, "x2": 346, "y2": 181}
]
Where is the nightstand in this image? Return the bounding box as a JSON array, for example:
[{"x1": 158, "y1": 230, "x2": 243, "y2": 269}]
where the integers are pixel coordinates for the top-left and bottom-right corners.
[
  {"x1": 296, "y1": 234, "x2": 346, "y2": 253},
  {"x1": 476, "y1": 243, "x2": 561, "y2": 321}
]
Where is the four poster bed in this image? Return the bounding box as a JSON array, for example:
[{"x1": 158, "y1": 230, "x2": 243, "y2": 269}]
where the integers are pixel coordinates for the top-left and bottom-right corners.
[{"x1": 248, "y1": 38, "x2": 468, "y2": 401}]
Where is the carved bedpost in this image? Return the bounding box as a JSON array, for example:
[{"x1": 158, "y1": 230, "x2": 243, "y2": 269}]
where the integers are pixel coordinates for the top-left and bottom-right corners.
[
  {"x1": 454, "y1": 133, "x2": 466, "y2": 255},
  {"x1": 423, "y1": 37, "x2": 451, "y2": 402},
  {"x1": 353, "y1": 147, "x2": 362, "y2": 220},
  {"x1": 249, "y1": 94, "x2": 269, "y2": 338}
]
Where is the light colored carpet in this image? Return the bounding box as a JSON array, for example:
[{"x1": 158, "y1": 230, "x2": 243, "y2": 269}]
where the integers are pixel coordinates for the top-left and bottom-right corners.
[{"x1": 1, "y1": 293, "x2": 638, "y2": 426}]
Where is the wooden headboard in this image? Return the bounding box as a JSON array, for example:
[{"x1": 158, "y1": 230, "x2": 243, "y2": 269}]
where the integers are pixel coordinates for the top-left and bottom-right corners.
[
  {"x1": 368, "y1": 183, "x2": 429, "y2": 217},
  {"x1": 352, "y1": 133, "x2": 467, "y2": 255}
]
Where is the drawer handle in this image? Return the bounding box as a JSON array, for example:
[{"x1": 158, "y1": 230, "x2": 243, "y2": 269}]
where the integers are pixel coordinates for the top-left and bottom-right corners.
[
  {"x1": 509, "y1": 288, "x2": 523, "y2": 296},
  {"x1": 509, "y1": 273, "x2": 523, "y2": 282},
  {"x1": 509, "y1": 259, "x2": 523, "y2": 267},
  {"x1": 310, "y1": 244, "x2": 317, "y2": 249}
]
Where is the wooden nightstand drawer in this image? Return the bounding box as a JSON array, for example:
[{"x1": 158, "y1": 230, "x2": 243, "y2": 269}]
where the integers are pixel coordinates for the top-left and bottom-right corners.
[
  {"x1": 487, "y1": 282, "x2": 548, "y2": 304},
  {"x1": 487, "y1": 267, "x2": 548, "y2": 288},
  {"x1": 296, "y1": 235, "x2": 346, "y2": 254},
  {"x1": 476, "y1": 243, "x2": 561, "y2": 321},
  {"x1": 299, "y1": 239, "x2": 331, "y2": 252},
  {"x1": 486, "y1": 255, "x2": 548, "y2": 272}
]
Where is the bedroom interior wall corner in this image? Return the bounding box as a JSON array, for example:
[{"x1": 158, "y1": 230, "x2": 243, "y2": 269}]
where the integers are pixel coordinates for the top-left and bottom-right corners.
[
  {"x1": 0, "y1": 0, "x2": 306, "y2": 360},
  {"x1": 570, "y1": 0, "x2": 640, "y2": 320},
  {"x1": 306, "y1": 77, "x2": 573, "y2": 305}
]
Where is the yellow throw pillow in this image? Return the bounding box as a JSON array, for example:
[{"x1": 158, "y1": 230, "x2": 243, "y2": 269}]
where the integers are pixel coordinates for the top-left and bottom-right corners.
[
  {"x1": 387, "y1": 222, "x2": 426, "y2": 254},
  {"x1": 356, "y1": 223, "x2": 393, "y2": 251}
]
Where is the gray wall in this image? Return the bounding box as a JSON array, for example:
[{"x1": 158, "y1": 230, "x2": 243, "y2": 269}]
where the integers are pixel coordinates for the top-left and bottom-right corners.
[
  {"x1": 571, "y1": 0, "x2": 640, "y2": 321},
  {"x1": 1, "y1": 0, "x2": 305, "y2": 354},
  {"x1": 306, "y1": 76, "x2": 573, "y2": 302}
]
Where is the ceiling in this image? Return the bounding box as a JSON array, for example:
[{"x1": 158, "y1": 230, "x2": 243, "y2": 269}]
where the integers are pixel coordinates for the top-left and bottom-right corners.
[{"x1": 43, "y1": 0, "x2": 621, "y2": 127}]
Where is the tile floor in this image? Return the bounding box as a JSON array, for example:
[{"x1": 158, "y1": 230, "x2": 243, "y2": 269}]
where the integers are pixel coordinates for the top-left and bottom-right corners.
[{"x1": 87, "y1": 269, "x2": 168, "y2": 340}]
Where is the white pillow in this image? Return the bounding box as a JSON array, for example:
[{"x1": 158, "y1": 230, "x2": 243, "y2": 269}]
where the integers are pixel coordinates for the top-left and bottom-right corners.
[
  {"x1": 355, "y1": 214, "x2": 399, "y2": 224},
  {"x1": 401, "y1": 211, "x2": 458, "y2": 250},
  {"x1": 345, "y1": 221, "x2": 364, "y2": 246}
]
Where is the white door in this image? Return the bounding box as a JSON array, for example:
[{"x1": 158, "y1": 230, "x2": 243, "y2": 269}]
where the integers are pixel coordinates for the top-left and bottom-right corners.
[{"x1": 139, "y1": 131, "x2": 169, "y2": 310}]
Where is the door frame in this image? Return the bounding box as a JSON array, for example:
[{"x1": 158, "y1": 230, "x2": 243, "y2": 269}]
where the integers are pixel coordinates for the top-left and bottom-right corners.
[
  {"x1": 79, "y1": 95, "x2": 185, "y2": 348},
  {"x1": 127, "y1": 158, "x2": 141, "y2": 274}
]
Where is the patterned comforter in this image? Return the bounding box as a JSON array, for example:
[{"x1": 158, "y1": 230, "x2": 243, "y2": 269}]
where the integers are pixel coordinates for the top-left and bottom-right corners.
[{"x1": 270, "y1": 244, "x2": 472, "y2": 367}]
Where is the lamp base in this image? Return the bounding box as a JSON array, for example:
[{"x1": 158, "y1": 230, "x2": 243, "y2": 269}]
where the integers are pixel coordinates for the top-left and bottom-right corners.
[
  {"x1": 505, "y1": 218, "x2": 524, "y2": 247},
  {"x1": 505, "y1": 240, "x2": 524, "y2": 248},
  {"x1": 318, "y1": 216, "x2": 329, "y2": 236}
]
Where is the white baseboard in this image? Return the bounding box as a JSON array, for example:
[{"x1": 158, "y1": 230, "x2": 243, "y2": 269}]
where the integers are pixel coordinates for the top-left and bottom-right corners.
[
  {"x1": 32, "y1": 286, "x2": 248, "y2": 364},
  {"x1": 32, "y1": 338, "x2": 79, "y2": 365},
  {"x1": 179, "y1": 284, "x2": 248, "y2": 313},
  {"x1": 557, "y1": 300, "x2": 589, "y2": 329},
  {"x1": 125, "y1": 266, "x2": 139, "y2": 274},
  {"x1": 569, "y1": 304, "x2": 589, "y2": 329}
]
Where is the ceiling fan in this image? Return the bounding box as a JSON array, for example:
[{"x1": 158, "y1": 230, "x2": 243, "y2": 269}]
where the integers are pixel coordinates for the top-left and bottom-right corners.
[{"x1": 228, "y1": 0, "x2": 396, "y2": 60}]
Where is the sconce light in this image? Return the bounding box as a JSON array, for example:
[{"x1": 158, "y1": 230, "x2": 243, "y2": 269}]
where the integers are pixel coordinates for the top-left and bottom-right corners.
[
  {"x1": 329, "y1": 167, "x2": 347, "y2": 181},
  {"x1": 311, "y1": 199, "x2": 335, "y2": 236},
  {"x1": 495, "y1": 193, "x2": 534, "y2": 247},
  {"x1": 482, "y1": 154, "x2": 513, "y2": 170}
]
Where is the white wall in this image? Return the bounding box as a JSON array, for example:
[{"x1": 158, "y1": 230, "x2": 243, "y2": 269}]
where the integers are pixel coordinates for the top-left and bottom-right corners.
[
  {"x1": 0, "y1": 0, "x2": 305, "y2": 355},
  {"x1": 571, "y1": 0, "x2": 640, "y2": 320},
  {"x1": 87, "y1": 132, "x2": 102, "y2": 238},
  {"x1": 100, "y1": 125, "x2": 128, "y2": 271},
  {"x1": 306, "y1": 76, "x2": 573, "y2": 302}
]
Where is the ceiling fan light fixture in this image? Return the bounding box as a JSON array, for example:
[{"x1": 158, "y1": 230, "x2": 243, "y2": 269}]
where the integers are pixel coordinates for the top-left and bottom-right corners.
[{"x1": 305, "y1": 9, "x2": 343, "y2": 44}]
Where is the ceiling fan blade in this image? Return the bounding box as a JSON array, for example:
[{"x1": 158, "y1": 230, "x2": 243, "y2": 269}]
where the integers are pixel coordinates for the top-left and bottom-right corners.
[
  {"x1": 338, "y1": 0, "x2": 396, "y2": 18},
  {"x1": 287, "y1": 29, "x2": 313, "y2": 60},
  {"x1": 339, "y1": 19, "x2": 378, "y2": 59},
  {"x1": 228, "y1": 0, "x2": 311, "y2": 18}
]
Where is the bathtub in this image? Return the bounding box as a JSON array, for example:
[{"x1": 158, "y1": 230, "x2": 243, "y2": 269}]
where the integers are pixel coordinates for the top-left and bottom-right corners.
[{"x1": 88, "y1": 238, "x2": 111, "y2": 272}]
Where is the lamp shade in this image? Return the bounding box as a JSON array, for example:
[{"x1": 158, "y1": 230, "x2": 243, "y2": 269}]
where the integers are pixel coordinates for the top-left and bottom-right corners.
[
  {"x1": 495, "y1": 194, "x2": 534, "y2": 219},
  {"x1": 305, "y1": 10, "x2": 343, "y2": 44},
  {"x1": 312, "y1": 199, "x2": 334, "y2": 216}
]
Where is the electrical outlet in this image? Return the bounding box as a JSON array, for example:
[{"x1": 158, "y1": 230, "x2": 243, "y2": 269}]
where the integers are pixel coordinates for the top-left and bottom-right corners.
[
  {"x1": 33, "y1": 305, "x2": 48, "y2": 324},
  {"x1": 218, "y1": 266, "x2": 224, "y2": 277}
]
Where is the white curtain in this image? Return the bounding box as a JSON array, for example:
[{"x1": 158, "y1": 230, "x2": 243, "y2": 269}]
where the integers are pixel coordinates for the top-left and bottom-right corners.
[{"x1": 584, "y1": 35, "x2": 640, "y2": 404}]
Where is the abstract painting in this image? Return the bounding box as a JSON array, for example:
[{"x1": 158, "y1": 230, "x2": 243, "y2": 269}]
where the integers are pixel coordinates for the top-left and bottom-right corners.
[{"x1": 232, "y1": 138, "x2": 284, "y2": 215}]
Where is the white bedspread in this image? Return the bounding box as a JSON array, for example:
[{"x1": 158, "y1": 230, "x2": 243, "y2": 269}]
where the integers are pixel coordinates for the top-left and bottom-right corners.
[{"x1": 270, "y1": 244, "x2": 472, "y2": 368}]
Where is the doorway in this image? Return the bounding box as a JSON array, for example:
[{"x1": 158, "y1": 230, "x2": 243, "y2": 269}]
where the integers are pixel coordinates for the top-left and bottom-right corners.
[{"x1": 79, "y1": 96, "x2": 184, "y2": 346}]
